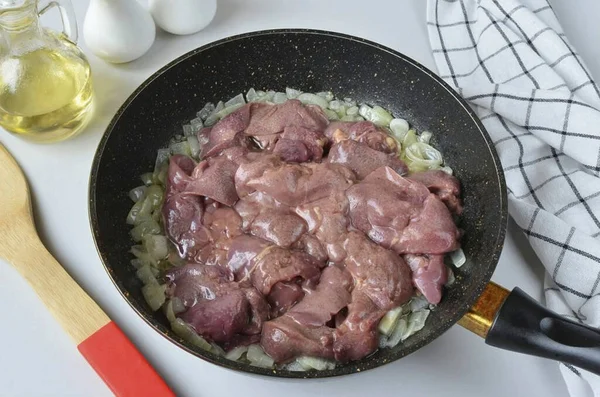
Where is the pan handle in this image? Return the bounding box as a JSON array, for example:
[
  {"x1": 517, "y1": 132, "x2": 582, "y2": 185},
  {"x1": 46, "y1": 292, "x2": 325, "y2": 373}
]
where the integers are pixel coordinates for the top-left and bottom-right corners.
[{"x1": 459, "y1": 282, "x2": 600, "y2": 375}]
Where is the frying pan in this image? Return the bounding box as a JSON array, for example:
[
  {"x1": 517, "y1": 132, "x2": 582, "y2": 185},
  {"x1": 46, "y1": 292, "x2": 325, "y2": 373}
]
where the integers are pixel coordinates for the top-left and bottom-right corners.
[{"x1": 89, "y1": 29, "x2": 600, "y2": 378}]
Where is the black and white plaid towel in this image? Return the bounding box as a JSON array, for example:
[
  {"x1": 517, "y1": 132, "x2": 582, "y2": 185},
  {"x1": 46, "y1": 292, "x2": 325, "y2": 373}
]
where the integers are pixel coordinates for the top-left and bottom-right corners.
[{"x1": 427, "y1": 0, "x2": 600, "y2": 394}]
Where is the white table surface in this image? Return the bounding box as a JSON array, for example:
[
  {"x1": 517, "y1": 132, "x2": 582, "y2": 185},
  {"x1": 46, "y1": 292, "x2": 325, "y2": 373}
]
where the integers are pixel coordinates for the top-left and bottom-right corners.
[{"x1": 1, "y1": 1, "x2": 599, "y2": 396}]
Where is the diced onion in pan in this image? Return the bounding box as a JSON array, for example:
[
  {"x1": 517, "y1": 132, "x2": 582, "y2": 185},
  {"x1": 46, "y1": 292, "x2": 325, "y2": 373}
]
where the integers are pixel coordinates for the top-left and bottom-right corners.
[
  {"x1": 190, "y1": 117, "x2": 203, "y2": 132},
  {"x1": 419, "y1": 131, "x2": 433, "y2": 144},
  {"x1": 246, "y1": 88, "x2": 258, "y2": 102},
  {"x1": 273, "y1": 92, "x2": 288, "y2": 104},
  {"x1": 171, "y1": 318, "x2": 212, "y2": 351},
  {"x1": 404, "y1": 142, "x2": 443, "y2": 172},
  {"x1": 142, "y1": 283, "x2": 166, "y2": 311},
  {"x1": 385, "y1": 317, "x2": 408, "y2": 347},
  {"x1": 129, "y1": 186, "x2": 147, "y2": 203},
  {"x1": 404, "y1": 310, "x2": 430, "y2": 340},
  {"x1": 247, "y1": 345, "x2": 274, "y2": 368},
  {"x1": 225, "y1": 93, "x2": 245, "y2": 108},
  {"x1": 127, "y1": 196, "x2": 153, "y2": 225},
  {"x1": 324, "y1": 109, "x2": 339, "y2": 120},
  {"x1": 390, "y1": 118, "x2": 409, "y2": 141},
  {"x1": 409, "y1": 296, "x2": 430, "y2": 312},
  {"x1": 450, "y1": 248, "x2": 466, "y2": 268},
  {"x1": 225, "y1": 346, "x2": 249, "y2": 361},
  {"x1": 197, "y1": 102, "x2": 215, "y2": 120},
  {"x1": 285, "y1": 87, "x2": 302, "y2": 99},
  {"x1": 136, "y1": 264, "x2": 159, "y2": 285},
  {"x1": 297, "y1": 93, "x2": 329, "y2": 109},
  {"x1": 143, "y1": 234, "x2": 169, "y2": 260},
  {"x1": 369, "y1": 105, "x2": 393, "y2": 127},
  {"x1": 316, "y1": 91, "x2": 334, "y2": 101},
  {"x1": 378, "y1": 306, "x2": 403, "y2": 336},
  {"x1": 297, "y1": 356, "x2": 336, "y2": 371},
  {"x1": 130, "y1": 219, "x2": 161, "y2": 242}
]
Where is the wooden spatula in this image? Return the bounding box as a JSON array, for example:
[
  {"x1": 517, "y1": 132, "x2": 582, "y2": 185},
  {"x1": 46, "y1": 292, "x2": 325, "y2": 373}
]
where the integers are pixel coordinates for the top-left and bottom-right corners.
[{"x1": 0, "y1": 143, "x2": 174, "y2": 397}]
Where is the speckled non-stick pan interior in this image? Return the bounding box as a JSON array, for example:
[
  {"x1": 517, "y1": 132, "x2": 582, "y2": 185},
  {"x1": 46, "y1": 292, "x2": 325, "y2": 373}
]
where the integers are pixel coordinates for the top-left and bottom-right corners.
[{"x1": 89, "y1": 29, "x2": 508, "y2": 378}]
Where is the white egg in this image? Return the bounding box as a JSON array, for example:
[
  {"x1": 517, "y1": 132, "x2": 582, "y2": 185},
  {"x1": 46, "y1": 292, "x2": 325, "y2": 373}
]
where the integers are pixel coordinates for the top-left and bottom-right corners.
[
  {"x1": 83, "y1": 0, "x2": 156, "y2": 64},
  {"x1": 149, "y1": 0, "x2": 217, "y2": 36}
]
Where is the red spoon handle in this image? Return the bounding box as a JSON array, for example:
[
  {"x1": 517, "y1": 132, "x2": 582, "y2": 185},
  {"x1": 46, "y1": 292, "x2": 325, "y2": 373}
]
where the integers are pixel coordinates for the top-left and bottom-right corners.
[{"x1": 78, "y1": 321, "x2": 175, "y2": 397}]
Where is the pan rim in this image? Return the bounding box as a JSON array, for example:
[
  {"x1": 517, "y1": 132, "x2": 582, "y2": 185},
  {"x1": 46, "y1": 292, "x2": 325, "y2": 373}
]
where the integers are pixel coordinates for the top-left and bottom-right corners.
[{"x1": 88, "y1": 28, "x2": 508, "y2": 379}]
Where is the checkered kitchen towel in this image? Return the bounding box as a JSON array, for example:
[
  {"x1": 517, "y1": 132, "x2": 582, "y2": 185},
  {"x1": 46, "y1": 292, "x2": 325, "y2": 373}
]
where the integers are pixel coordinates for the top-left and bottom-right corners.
[{"x1": 427, "y1": 0, "x2": 600, "y2": 395}]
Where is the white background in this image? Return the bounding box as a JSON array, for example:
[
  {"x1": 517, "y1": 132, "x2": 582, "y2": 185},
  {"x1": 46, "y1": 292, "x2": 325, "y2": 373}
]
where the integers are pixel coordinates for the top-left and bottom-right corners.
[{"x1": 1, "y1": 0, "x2": 599, "y2": 396}]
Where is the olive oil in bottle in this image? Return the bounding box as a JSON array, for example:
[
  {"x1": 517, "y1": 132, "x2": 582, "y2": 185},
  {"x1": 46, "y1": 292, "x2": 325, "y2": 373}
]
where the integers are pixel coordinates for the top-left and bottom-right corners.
[{"x1": 0, "y1": 0, "x2": 94, "y2": 143}]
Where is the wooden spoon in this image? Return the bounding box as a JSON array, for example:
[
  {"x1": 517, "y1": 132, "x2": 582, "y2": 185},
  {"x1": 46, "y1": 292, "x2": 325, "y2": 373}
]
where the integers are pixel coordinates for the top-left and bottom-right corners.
[{"x1": 0, "y1": 143, "x2": 174, "y2": 397}]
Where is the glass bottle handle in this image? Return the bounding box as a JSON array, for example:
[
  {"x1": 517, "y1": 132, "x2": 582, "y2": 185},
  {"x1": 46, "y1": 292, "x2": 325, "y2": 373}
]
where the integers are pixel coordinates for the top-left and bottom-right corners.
[{"x1": 37, "y1": 0, "x2": 78, "y2": 43}]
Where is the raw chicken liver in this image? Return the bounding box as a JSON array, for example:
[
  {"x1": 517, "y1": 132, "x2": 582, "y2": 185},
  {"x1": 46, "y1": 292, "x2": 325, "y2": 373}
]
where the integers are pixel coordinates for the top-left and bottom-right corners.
[{"x1": 161, "y1": 100, "x2": 461, "y2": 363}]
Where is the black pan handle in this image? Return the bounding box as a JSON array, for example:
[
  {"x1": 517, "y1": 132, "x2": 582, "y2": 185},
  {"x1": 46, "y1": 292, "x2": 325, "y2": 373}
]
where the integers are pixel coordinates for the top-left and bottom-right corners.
[{"x1": 485, "y1": 287, "x2": 600, "y2": 375}]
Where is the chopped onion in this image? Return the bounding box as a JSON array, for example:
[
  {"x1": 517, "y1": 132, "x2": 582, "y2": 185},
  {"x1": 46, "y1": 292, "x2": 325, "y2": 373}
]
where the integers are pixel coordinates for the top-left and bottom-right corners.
[
  {"x1": 316, "y1": 91, "x2": 334, "y2": 101},
  {"x1": 211, "y1": 343, "x2": 227, "y2": 356},
  {"x1": 450, "y1": 248, "x2": 466, "y2": 268},
  {"x1": 197, "y1": 102, "x2": 215, "y2": 120},
  {"x1": 156, "y1": 162, "x2": 169, "y2": 186},
  {"x1": 328, "y1": 100, "x2": 342, "y2": 110},
  {"x1": 369, "y1": 105, "x2": 393, "y2": 127},
  {"x1": 142, "y1": 283, "x2": 166, "y2": 311},
  {"x1": 170, "y1": 319, "x2": 212, "y2": 351},
  {"x1": 140, "y1": 172, "x2": 154, "y2": 186},
  {"x1": 335, "y1": 105, "x2": 347, "y2": 118},
  {"x1": 182, "y1": 124, "x2": 194, "y2": 136},
  {"x1": 187, "y1": 135, "x2": 201, "y2": 159},
  {"x1": 205, "y1": 103, "x2": 245, "y2": 126},
  {"x1": 402, "y1": 129, "x2": 418, "y2": 149},
  {"x1": 164, "y1": 299, "x2": 176, "y2": 322},
  {"x1": 129, "y1": 186, "x2": 147, "y2": 203},
  {"x1": 344, "y1": 98, "x2": 357, "y2": 107},
  {"x1": 136, "y1": 265, "x2": 159, "y2": 285},
  {"x1": 131, "y1": 245, "x2": 158, "y2": 267},
  {"x1": 419, "y1": 131, "x2": 433, "y2": 144},
  {"x1": 385, "y1": 317, "x2": 408, "y2": 347},
  {"x1": 145, "y1": 185, "x2": 163, "y2": 209},
  {"x1": 143, "y1": 234, "x2": 169, "y2": 260},
  {"x1": 405, "y1": 142, "x2": 443, "y2": 172},
  {"x1": 346, "y1": 105, "x2": 359, "y2": 116},
  {"x1": 215, "y1": 100, "x2": 225, "y2": 113},
  {"x1": 390, "y1": 118, "x2": 409, "y2": 141},
  {"x1": 409, "y1": 296, "x2": 430, "y2": 312},
  {"x1": 285, "y1": 361, "x2": 307, "y2": 372},
  {"x1": 246, "y1": 88, "x2": 258, "y2": 102},
  {"x1": 358, "y1": 104, "x2": 372, "y2": 119},
  {"x1": 285, "y1": 87, "x2": 302, "y2": 99},
  {"x1": 225, "y1": 93, "x2": 245, "y2": 108},
  {"x1": 247, "y1": 344, "x2": 274, "y2": 368},
  {"x1": 252, "y1": 90, "x2": 275, "y2": 103},
  {"x1": 403, "y1": 310, "x2": 430, "y2": 341},
  {"x1": 190, "y1": 117, "x2": 203, "y2": 131},
  {"x1": 130, "y1": 219, "x2": 161, "y2": 242},
  {"x1": 441, "y1": 166, "x2": 454, "y2": 175},
  {"x1": 225, "y1": 346, "x2": 248, "y2": 361},
  {"x1": 342, "y1": 115, "x2": 364, "y2": 122},
  {"x1": 324, "y1": 109, "x2": 339, "y2": 120},
  {"x1": 297, "y1": 356, "x2": 336, "y2": 371},
  {"x1": 126, "y1": 196, "x2": 153, "y2": 225},
  {"x1": 297, "y1": 93, "x2": 329, "y2": 109},
  {"x1": 169, "y1": 140, "x2": 191, "y2": 156},
  {"x1": 273, "y1": 92, "x2": 288, "y2": 104},
  {"x1": 378, "y1": 306, "x2": 403, "y2": 336}
]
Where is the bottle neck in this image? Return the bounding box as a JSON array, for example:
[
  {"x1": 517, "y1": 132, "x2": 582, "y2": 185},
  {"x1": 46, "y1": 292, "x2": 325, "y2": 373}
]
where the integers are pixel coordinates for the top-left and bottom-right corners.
[{"x1": 0, "y1": 3, "x2": 42, "y2": 48}]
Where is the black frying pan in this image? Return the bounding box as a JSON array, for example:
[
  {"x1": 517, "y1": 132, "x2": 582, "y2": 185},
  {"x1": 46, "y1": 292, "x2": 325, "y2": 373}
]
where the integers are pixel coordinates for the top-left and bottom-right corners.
[{"x1": 89, "y1": 29, "x2": 600, "y2": 378}]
